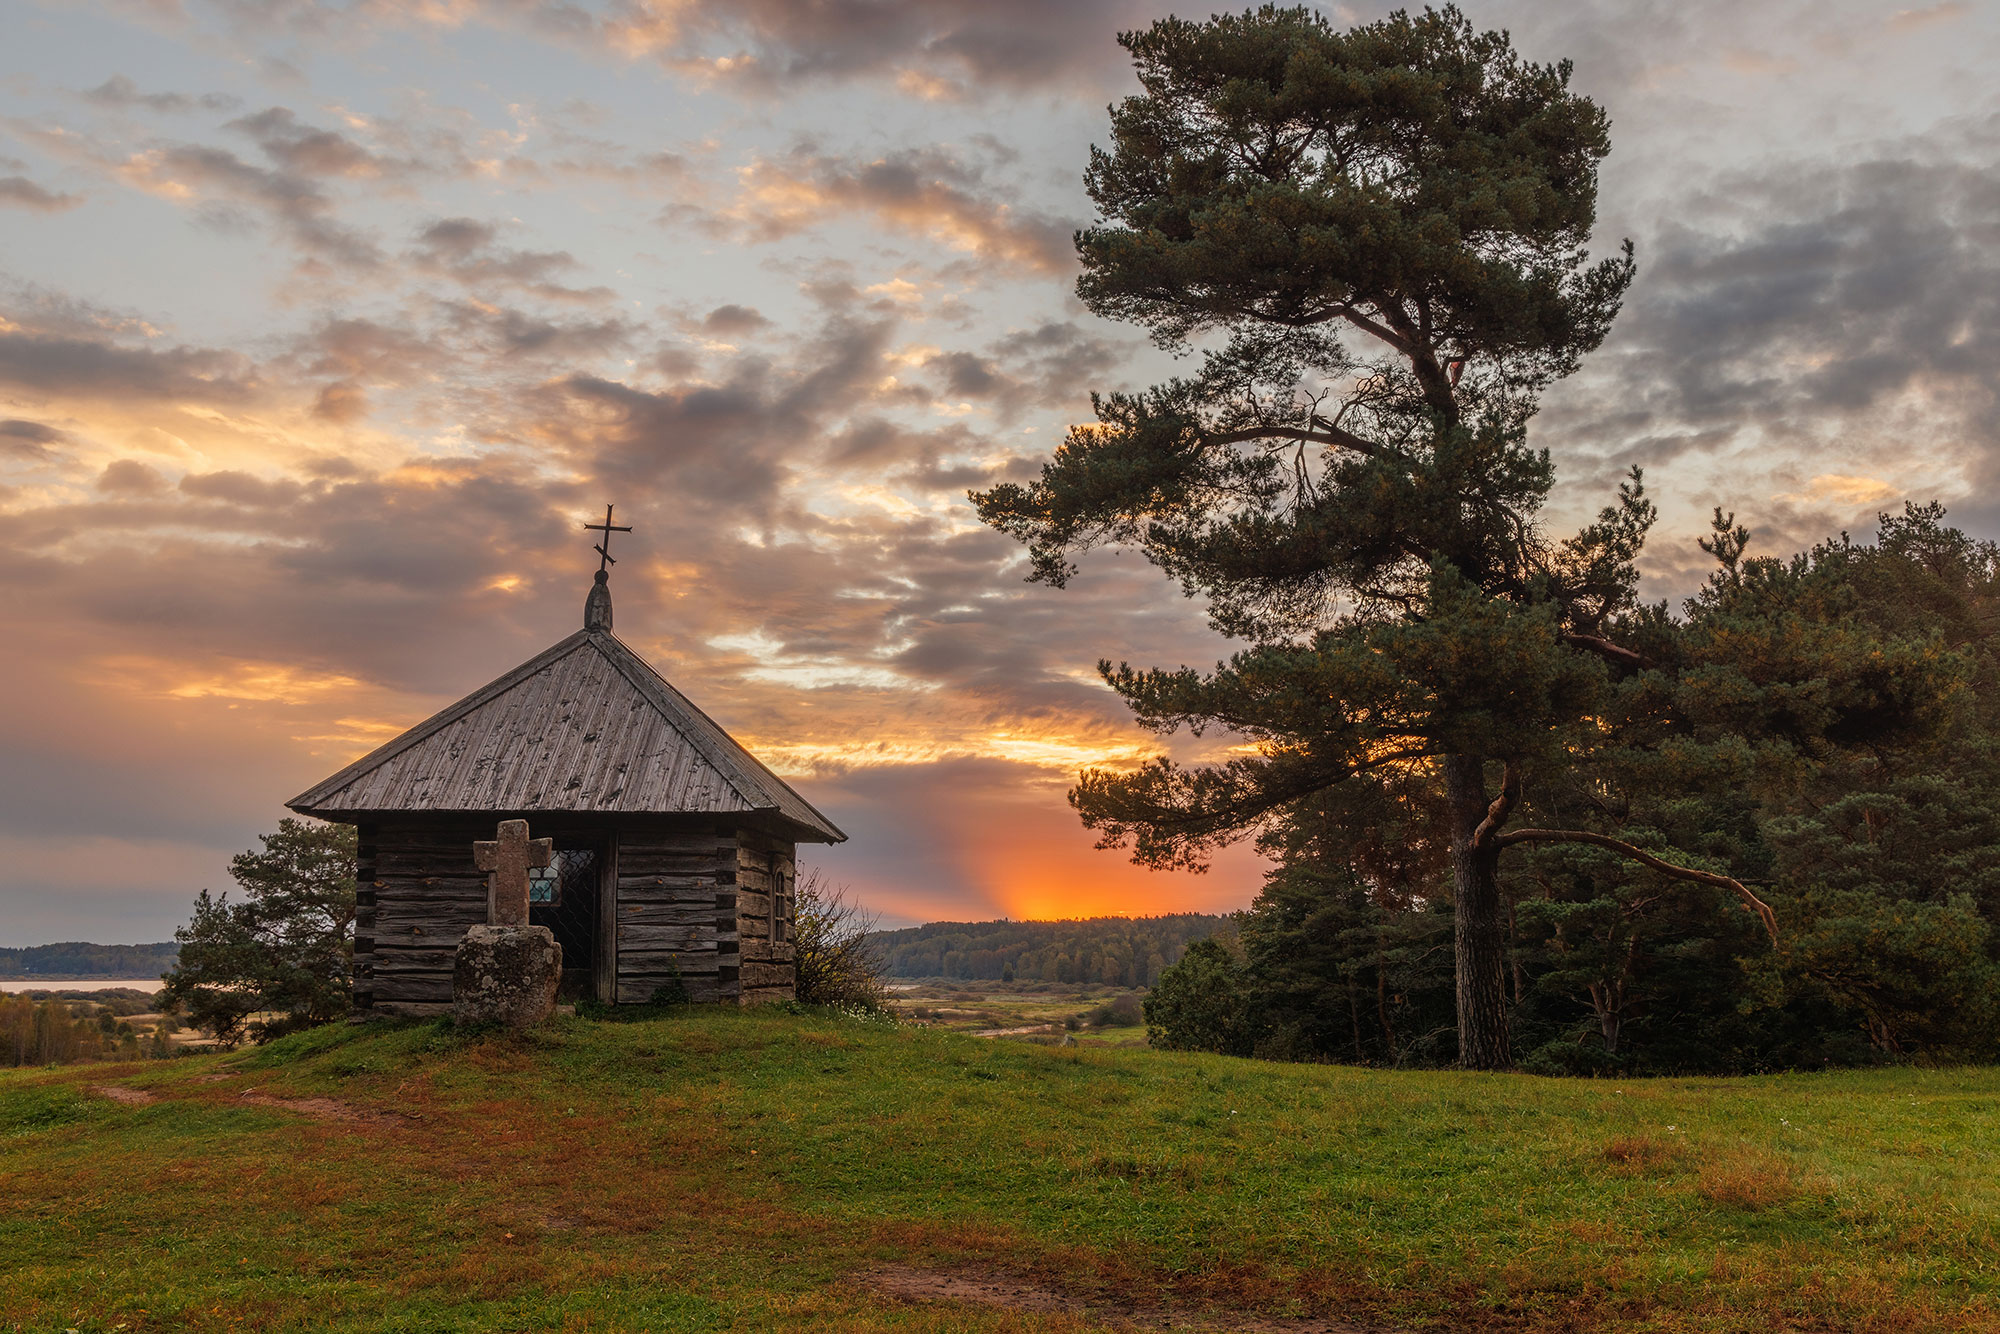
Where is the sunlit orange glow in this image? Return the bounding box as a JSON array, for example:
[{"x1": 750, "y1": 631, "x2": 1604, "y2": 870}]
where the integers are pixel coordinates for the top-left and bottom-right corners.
[
  {"x1": 1806, "y1": 474, "x2": 1901, "y2": 506},
  {"x1": 745, "y1": 726, "x2": 1169, "y2": 781},
  {"x1": 874, "y1": 769, "x2": 1269, "y2": 923},
  {"x1": 89, "y1": 656, "x2": 367, "y2": 705}
]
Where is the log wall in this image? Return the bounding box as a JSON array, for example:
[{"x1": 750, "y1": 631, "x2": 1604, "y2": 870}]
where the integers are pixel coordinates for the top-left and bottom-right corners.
[
  {"x1": 735, "y1": 829, "x2": 798, "y2": 1005},
  {"x1": 354, "y1": 817, "x2": 795, "y2": 1011},
  {"x1": 613, "y1": 825, "x2": 737, "y2": 1005},
  {"x1": 354, "y1": 821, "x2": 490, "y2": 1015}
]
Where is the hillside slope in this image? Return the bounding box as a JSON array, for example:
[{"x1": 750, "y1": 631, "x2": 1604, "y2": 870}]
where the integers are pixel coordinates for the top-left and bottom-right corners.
[{"x1": 2, "y1": 1009, "x2": 1995, "y2": 1333}]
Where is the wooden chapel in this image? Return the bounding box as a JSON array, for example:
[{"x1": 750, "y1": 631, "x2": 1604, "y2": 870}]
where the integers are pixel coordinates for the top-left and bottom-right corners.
[{"x1": 287, "y1": 510, "x2": 845, "y2": 1013}]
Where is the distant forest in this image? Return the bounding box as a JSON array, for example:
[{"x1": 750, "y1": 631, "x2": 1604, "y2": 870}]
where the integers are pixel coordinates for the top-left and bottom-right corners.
[
  {"x1": 871, "y1": 915, "x2": 1228, "y2": 986},
  {"x1": 0, "y1": 942, "x2": 179, "y2": 978}
]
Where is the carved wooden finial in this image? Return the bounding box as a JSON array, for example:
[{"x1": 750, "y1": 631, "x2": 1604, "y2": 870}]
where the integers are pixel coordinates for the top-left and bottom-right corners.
[{"x1": 584, "y1": 568, "x2": 613, "y2": 631}]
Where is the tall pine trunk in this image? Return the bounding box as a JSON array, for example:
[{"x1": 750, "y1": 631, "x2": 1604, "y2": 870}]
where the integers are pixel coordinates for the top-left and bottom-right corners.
[{"x1": 1445, "y1": 753, "x2": 1512, "y2": 1069}]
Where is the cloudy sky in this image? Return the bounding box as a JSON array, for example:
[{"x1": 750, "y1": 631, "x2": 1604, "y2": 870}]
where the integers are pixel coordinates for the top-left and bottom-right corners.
[{"x1": 2, "y1": 0, "x2": 1996, "y2": 945}]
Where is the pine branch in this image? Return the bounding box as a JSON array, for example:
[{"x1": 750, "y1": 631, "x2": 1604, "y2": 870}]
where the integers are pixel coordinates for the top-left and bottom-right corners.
[
  {"x1": 1496, "y1": 828, "x2": 1779, "y2": 943},
  {"x1": 1561, "y1": 631, "x2": 1653, "y2": 670},
  {"x1": 1471, "y1": 761, "x2": 1521, "y2": 849},
  {"x1": 1208, "y1": 422, "x2": 1377, "y2": 457}
]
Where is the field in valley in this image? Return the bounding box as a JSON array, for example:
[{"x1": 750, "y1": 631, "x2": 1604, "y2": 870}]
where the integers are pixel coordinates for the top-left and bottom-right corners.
[
  {"x1": 885, "y1": 979, "x2": 1151, "y2": 1046},
  {"x1": 2, "y1": 1006, "x2": 1995, "y2": 1333}
]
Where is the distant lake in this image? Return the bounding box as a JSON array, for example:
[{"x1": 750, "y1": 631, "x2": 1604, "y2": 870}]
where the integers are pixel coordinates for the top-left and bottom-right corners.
[{"x1": 0, "y1": 979, "x2": 165, "y2": 993}]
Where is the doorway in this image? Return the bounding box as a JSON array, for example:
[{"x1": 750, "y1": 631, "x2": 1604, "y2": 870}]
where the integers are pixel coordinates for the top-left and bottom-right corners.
[{"x1": 529, "y1": 843, "x2": 600, "y2": 1001}]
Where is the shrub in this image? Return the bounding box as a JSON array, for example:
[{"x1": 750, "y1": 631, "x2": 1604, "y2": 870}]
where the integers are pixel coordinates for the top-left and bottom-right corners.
[
  {"x1": 792, "y1": 870, "x2": 888, "y2": 1012},
  {"x1": 1144, "y1": 938, "x2": 1251, "y2": 1054},
  {"x1": 1083, "y1": 992, "x2": 1145, "y2": 1028}
]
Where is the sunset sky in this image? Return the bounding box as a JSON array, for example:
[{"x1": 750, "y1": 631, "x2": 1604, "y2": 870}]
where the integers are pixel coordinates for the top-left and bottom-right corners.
[{"x1": 2, "y1": 0, "x2": 1997, "y2": 944}]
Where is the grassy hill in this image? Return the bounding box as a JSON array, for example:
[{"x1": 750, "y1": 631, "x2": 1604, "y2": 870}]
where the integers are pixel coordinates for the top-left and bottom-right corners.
[{"x1": 3, "y1": 1008, "x2": 1995, "y2": 1333}]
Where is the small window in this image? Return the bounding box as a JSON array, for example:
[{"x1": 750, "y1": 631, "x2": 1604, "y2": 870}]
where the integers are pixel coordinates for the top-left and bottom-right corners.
[
  {"x1": 528, "y1": 864, "x2": 559, "y2": 905},
  {"x1": 770, "y1": 868, "x2": 785, "y2": 943}
]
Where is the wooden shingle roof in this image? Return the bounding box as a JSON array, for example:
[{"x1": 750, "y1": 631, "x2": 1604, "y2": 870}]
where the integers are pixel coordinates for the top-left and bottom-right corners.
[{"x1": 287, "y1": 627, "x2": 844, "y2": 842}]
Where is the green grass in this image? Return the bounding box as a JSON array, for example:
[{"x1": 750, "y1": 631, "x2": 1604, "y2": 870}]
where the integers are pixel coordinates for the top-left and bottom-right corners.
[{"x1": 3, "y1": 1008, "x2": 1997, "y2": 1332}]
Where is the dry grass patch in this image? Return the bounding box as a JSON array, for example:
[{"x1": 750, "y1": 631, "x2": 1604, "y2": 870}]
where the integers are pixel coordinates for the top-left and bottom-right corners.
[
  {"x1": 1601, "y1": 1134, "x2": 1680, "y2": 1174},
  {"x1": 1694, "y1": 1148, "x2": 1807, "y2": 1211}
]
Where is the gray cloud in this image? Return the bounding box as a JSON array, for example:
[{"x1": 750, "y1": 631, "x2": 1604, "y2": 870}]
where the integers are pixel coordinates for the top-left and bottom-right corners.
[
  {"x1": 98, "y1": 459, "x2": 169, "y2": 494},
  {"x1": 203, "y1": 0, "x2": 1152, "y2": 98},
  {"x1": 730, "y1": 145, "x2": 1077, "y2": 275},
  {"x1": 227, "y1": 106, "x2": 406, "y2": 178},
  {"x1": 122, "y1": 140, "x2": 383, "y2": 267},
  {"x1": 82, "y1": 74, "x2": 241, "y2": 114},
  {"x1": 0, "y1": 175, "x2": 82, "y2": 212},
  {"x1": 1538, "y1": 114, "x2": 2000, "y2": 567},
  {"x1": 410, "y1": 217, "x2": 612, "y2": 302},
  {"x1": 646, "y1": 0, "x2": 1150, "y2": 95},
  {"x1": 458, "y1": 305, "x2": 635, "y2": 359},
  {"x1": 918, "y1": 321, "x2": 1128, "y2": 423},
  {"x1": 703, "y1": 304, "x2": 771, "y2": 335},
  {"x1": 311, "y1": 379, "x2": 368, "y2": 421},
  {"x1": 0, "y1": 327, "x2": 255, "y2": 402},
  {"x1": 0, "y1": 419, "x2": 67, "y2": 459}
]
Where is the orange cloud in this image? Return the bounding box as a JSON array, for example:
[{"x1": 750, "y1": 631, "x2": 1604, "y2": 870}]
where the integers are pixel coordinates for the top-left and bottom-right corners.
[{"x1": 727, "y1": 150, "x2": 1073, "y2": 274}]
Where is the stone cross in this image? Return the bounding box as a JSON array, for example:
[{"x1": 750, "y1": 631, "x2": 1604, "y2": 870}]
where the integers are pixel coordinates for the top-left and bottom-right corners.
[{"x1": 473, "y1": 819, "x2": 553, "y2": 927}]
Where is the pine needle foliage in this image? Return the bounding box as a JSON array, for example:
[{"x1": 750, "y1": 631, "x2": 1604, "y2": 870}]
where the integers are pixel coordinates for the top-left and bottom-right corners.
[
  {"x1": 162, "y1": 818, "x2": 357, "y2": 1046},
  {"x1": 975, "y1": 6, "x2": 1645, "y2": 1068}
]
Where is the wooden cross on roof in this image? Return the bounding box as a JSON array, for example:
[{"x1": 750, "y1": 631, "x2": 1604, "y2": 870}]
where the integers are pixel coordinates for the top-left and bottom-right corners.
[{"x1": 584, "y1": 504, "x2": 631, "y2": 574}]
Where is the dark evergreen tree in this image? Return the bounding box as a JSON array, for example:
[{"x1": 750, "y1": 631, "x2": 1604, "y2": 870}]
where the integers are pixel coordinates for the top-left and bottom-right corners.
[
  {"x1": 162, "y1": 819, "x2": 357, "y2": 1045},
  {"x1": 1143, "y1": 936, "x2": 1253, "y2": 1055},
  {"x1": 1142, "y1": 505, "x2": 2000, "y2": 1073},
  {"x1": 971, "y1": 5, "x2": 1735, "y2": 1067}
]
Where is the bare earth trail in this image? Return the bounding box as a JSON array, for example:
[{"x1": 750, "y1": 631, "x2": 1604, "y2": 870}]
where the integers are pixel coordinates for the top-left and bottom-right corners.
[{"x1": 862, "y1": 1265, "x2": 1377, "y2": 1332}]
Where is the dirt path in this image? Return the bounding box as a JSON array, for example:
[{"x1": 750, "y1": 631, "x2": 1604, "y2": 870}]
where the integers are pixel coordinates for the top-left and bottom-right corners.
[
  {"x1": 89, "y1": 1081, "x2": 410, "y2": 1128},
  {"x1": 861, "y1": 1265, "x2": 1378, "y2": 1332},
  {"x1": 236, "y1": 1090, "x2": 412, "y2": 1127}
]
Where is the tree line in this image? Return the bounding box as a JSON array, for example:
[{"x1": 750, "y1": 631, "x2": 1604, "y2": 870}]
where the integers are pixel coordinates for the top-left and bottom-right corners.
[
  {"x1": 871, "y1": 915, "x2": 1227, "y2": 985},
  {"x1": 0, "y1": 942, "x2": 178, "y2": 978},
  {"x1": 1141, "y1": 507, "x2": 2000, "y2": 1072},
  {"x1": 1, "y1": 991, "x2": 171, "y2": 1066}
]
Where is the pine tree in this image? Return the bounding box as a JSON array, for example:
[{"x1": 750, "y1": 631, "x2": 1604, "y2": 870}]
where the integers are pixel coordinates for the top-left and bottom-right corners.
[
  {"x1": 977, "y1": 5, "x2": 1669, "y2": 1067},
  {"x1": 162, "y1": 819, "x2": 356, "y2": 1045}
]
